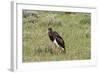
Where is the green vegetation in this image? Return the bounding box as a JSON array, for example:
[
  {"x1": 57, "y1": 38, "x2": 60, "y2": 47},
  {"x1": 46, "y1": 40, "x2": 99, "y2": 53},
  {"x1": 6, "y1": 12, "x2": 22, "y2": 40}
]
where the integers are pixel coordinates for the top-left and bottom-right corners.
[{"x1": 22, "y1": 10, "x2": 91, "y2": 62}]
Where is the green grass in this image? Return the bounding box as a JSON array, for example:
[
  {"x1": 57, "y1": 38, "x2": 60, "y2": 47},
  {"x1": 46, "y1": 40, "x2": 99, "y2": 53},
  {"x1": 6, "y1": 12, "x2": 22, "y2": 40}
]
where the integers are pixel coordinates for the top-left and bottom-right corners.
[{"x1": 22, "y1": 10, "x2": 91, "y2": 62}]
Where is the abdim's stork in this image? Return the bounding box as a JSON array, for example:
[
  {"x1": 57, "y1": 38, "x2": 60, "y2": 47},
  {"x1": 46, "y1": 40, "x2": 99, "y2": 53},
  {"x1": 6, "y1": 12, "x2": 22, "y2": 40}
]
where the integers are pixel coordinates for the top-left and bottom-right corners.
[{"x1": 48, "y1": 28, "x2": 66, "y2": 53}]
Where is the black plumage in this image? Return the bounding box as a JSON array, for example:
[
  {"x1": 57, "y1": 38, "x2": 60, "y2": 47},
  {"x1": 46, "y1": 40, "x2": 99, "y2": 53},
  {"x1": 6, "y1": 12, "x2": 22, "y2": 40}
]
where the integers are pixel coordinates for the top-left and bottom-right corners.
[{"x1": 48, "y1": 28, "x2": 66, "y2": 53}]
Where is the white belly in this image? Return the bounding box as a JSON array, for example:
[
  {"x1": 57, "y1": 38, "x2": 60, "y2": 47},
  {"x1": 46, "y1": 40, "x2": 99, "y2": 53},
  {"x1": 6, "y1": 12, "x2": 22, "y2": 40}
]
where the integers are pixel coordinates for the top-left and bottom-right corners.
[
  {"x1": 53, "y1": 39, "x2": 64, "y2": 51},
  {"x1": 53, "y1": 39, "x2": 59, "y2": 47}
]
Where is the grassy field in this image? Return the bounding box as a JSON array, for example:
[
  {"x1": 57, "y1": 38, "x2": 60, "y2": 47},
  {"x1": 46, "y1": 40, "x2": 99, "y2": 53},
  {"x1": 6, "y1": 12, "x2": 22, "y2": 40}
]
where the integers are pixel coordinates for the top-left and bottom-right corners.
[{"x1": 22, "y1": 10, "x2": 91, "y2": 62}]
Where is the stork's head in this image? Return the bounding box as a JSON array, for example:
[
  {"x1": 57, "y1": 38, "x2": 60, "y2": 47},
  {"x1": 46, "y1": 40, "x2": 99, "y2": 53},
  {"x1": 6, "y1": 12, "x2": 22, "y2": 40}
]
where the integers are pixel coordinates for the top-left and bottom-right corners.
[{"x1": 48, "y1": 28, "x2": 52, "y2": 32}]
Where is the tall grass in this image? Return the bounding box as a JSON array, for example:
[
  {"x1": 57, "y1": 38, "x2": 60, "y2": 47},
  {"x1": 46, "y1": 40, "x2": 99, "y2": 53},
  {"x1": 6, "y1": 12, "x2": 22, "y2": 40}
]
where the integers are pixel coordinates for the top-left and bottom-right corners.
[{"x1": 22, "y1": 10, "x2": 91, "y2": 62}]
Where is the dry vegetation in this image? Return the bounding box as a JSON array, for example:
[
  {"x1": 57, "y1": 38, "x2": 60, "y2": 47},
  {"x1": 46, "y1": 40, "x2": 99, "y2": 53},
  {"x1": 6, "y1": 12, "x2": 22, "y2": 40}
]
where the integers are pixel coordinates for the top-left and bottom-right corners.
[{"x1": 22, "y1": 10, "x2": 91, "y2": 62}]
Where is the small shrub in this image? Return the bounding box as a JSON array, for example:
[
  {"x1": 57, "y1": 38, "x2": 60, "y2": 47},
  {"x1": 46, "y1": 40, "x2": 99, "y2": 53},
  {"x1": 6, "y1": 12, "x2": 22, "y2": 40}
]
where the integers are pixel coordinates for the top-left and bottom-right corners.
[
  {"x1": 27, "y1": 16, "x2": 38, "y2": 23},
  {"x1": 46, "y1": 14, "x2": 63, "y2": 26},
  {"x1": 23, "y1": 10, "x2": 39, "y2": 24},
  {"x1": 79, "y1": 14, "x2": 91, "y2": 24}
]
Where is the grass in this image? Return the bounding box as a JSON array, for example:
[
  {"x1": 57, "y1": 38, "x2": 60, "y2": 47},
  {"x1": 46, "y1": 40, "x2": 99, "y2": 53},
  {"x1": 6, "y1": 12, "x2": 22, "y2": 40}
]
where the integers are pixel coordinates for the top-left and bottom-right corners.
[{"x1": 22, "y1": 10, "x2": 91, "y2": 62}]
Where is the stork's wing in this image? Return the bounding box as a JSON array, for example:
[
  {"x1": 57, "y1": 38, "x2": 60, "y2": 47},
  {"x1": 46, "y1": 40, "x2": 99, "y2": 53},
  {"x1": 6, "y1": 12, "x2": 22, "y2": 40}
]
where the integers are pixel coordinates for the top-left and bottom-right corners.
[
  {"x1": 53, "y1": 31, "x2": 62, "y2": 39},
  {"x1": 56, "y1": 36, "x2": 65, "y2": 48}
]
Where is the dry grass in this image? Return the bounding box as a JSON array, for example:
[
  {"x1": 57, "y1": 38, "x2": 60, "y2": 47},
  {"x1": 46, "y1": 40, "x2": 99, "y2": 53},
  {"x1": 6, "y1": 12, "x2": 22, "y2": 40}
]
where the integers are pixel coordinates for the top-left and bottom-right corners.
[{"x1": 22, "y1": 10, "x2": 91, "y2": 62}]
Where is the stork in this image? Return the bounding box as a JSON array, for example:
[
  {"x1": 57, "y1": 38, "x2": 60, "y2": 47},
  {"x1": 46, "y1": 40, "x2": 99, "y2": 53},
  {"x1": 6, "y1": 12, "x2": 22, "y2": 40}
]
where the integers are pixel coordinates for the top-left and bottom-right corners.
[{"x1": 48, "y1": 28, "x2": 66, "y2": 54}]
